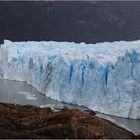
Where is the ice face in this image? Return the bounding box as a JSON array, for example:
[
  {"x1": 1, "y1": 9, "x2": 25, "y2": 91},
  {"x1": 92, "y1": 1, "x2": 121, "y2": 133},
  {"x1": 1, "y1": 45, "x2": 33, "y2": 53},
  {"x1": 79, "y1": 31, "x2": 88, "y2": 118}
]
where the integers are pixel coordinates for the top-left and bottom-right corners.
[{"x1": 1, "y1": 39, "x2": 140, "y2": 119}]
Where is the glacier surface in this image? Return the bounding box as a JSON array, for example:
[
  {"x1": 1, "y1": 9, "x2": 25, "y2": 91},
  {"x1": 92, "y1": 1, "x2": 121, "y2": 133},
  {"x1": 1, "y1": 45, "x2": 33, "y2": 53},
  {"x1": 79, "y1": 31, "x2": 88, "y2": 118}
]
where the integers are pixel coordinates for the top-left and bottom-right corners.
[{"x1": 0, "y1": 39, "x2": 140, "y2": 119}]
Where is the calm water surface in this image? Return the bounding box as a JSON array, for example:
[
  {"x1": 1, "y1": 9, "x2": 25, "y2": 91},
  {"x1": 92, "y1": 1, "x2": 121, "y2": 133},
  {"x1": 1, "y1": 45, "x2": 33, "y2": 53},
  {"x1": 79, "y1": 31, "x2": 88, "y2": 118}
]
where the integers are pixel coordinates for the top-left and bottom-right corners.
[{"x1": 0, "y1": 79, "x2": 140, "y2": 134}]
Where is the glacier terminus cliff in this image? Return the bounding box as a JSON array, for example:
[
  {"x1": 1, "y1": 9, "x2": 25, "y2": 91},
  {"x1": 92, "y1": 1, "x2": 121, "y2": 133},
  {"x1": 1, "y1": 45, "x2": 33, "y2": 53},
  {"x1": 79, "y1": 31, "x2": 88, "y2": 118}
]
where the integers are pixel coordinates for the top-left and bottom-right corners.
[{"x1": 0, "y1": 40, "x2": 140, "y2": 119}]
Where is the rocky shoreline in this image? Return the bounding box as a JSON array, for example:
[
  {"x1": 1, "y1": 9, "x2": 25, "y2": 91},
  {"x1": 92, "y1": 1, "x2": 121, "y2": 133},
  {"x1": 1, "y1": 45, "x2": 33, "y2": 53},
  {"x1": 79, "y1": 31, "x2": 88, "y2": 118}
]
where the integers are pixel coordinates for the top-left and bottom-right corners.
[{"x1": 0, "y1": 103, "x2": 139, "y2": 139}]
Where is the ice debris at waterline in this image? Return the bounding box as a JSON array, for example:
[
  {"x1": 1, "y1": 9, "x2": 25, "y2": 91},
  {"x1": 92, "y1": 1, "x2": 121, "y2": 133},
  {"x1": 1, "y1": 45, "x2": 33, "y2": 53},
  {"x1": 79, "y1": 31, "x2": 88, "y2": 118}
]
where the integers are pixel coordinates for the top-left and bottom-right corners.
[{"x1": 0, "y1": 40, "x2": 140, "y2": 119}]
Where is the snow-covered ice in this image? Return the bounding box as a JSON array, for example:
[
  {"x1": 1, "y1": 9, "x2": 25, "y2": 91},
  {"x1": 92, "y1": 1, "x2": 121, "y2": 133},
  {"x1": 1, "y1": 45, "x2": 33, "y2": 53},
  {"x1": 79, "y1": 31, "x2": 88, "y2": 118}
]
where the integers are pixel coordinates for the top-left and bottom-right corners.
[
  {"x1": 0, "y1": 39, "x2": 140, "y2": 119},
  {"x1": 40, "y1": 103, "x2": 65, "y2": 111}
]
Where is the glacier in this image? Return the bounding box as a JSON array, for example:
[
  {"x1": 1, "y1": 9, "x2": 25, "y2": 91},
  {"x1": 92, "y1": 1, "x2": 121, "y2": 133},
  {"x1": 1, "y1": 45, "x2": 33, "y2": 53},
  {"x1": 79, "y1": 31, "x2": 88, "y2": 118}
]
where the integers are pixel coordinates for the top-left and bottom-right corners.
[{"x1": 0, "y1": 39, "x2": 140, "y2": 119}]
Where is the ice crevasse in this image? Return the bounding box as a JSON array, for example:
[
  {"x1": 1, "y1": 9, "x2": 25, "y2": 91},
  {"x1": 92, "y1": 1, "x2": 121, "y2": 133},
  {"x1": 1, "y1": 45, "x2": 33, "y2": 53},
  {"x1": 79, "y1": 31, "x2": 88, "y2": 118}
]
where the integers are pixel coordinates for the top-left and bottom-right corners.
[{"x1": 0, "y1": 39, "x2": 140, "y2": 119}]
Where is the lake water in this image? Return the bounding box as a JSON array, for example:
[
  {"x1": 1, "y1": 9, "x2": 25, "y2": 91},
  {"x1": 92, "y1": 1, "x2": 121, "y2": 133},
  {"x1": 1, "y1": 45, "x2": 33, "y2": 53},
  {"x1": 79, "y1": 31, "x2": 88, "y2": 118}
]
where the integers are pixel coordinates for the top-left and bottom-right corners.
[{"x1": 0, "y1": 79, "x2": 140, "y2": 134}]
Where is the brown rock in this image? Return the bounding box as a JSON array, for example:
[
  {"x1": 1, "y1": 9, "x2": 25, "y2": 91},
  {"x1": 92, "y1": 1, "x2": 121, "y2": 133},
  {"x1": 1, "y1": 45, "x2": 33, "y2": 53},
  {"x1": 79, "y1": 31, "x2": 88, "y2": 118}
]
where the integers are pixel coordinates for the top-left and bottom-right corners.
[{"x1": 0, "y1": 103, "x2": 138, "y2": 139}]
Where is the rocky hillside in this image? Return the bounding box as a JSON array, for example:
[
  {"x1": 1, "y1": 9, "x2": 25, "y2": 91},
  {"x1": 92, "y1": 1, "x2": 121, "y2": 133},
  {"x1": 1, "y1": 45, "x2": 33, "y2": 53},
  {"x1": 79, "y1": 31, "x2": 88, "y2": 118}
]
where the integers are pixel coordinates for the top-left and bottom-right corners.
[
  {"x1": 0, "y1": 1, "x2": 140, "y2": 44},
  {"x1": 0, "y1": 103, "x2": 139, "y2": 139}
]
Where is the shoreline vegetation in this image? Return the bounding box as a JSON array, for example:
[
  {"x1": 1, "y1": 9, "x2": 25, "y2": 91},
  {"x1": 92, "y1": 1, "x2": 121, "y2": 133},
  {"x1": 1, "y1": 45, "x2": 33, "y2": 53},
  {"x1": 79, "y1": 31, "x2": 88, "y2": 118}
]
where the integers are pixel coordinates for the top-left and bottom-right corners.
[{"x1": 0, "y1": 103, "x2": 139, "y2": 139}]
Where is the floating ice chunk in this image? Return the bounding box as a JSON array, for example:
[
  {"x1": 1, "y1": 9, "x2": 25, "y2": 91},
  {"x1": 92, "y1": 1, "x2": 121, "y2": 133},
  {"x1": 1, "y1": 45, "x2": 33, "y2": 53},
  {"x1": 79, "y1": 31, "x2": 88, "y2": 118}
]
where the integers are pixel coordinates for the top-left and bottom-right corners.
[
  {"x1": 18, "y1": 91, "x2": 31, "y2": 95},
  {"x1": 26, "y1": 95, "x2": 37, "y2": 100},
  {"x1": 18, "y1": 91, "x2": 37, "y2": 100}
]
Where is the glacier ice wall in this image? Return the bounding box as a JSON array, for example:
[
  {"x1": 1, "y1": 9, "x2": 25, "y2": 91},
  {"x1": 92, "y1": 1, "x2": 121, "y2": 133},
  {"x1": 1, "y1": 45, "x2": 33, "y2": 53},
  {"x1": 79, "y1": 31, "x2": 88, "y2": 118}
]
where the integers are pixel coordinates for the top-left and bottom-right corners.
[{"x1": 0, "y1": 40, "x2": 140, "y2": 119}]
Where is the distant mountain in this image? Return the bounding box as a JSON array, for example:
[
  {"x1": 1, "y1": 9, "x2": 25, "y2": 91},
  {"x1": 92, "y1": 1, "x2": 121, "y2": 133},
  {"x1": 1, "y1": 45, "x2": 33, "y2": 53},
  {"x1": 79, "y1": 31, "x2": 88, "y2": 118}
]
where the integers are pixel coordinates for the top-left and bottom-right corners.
[{"x1": 0, "y1": 1, "x2": 140, "y2": 44}]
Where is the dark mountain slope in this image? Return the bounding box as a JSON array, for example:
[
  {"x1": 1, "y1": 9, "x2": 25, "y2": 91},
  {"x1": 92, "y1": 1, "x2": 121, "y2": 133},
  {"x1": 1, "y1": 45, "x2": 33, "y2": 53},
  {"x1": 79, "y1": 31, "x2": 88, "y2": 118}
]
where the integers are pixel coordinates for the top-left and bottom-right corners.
[{"x1": 0, "y1": 1, "x2": 140, "y2": 44}]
